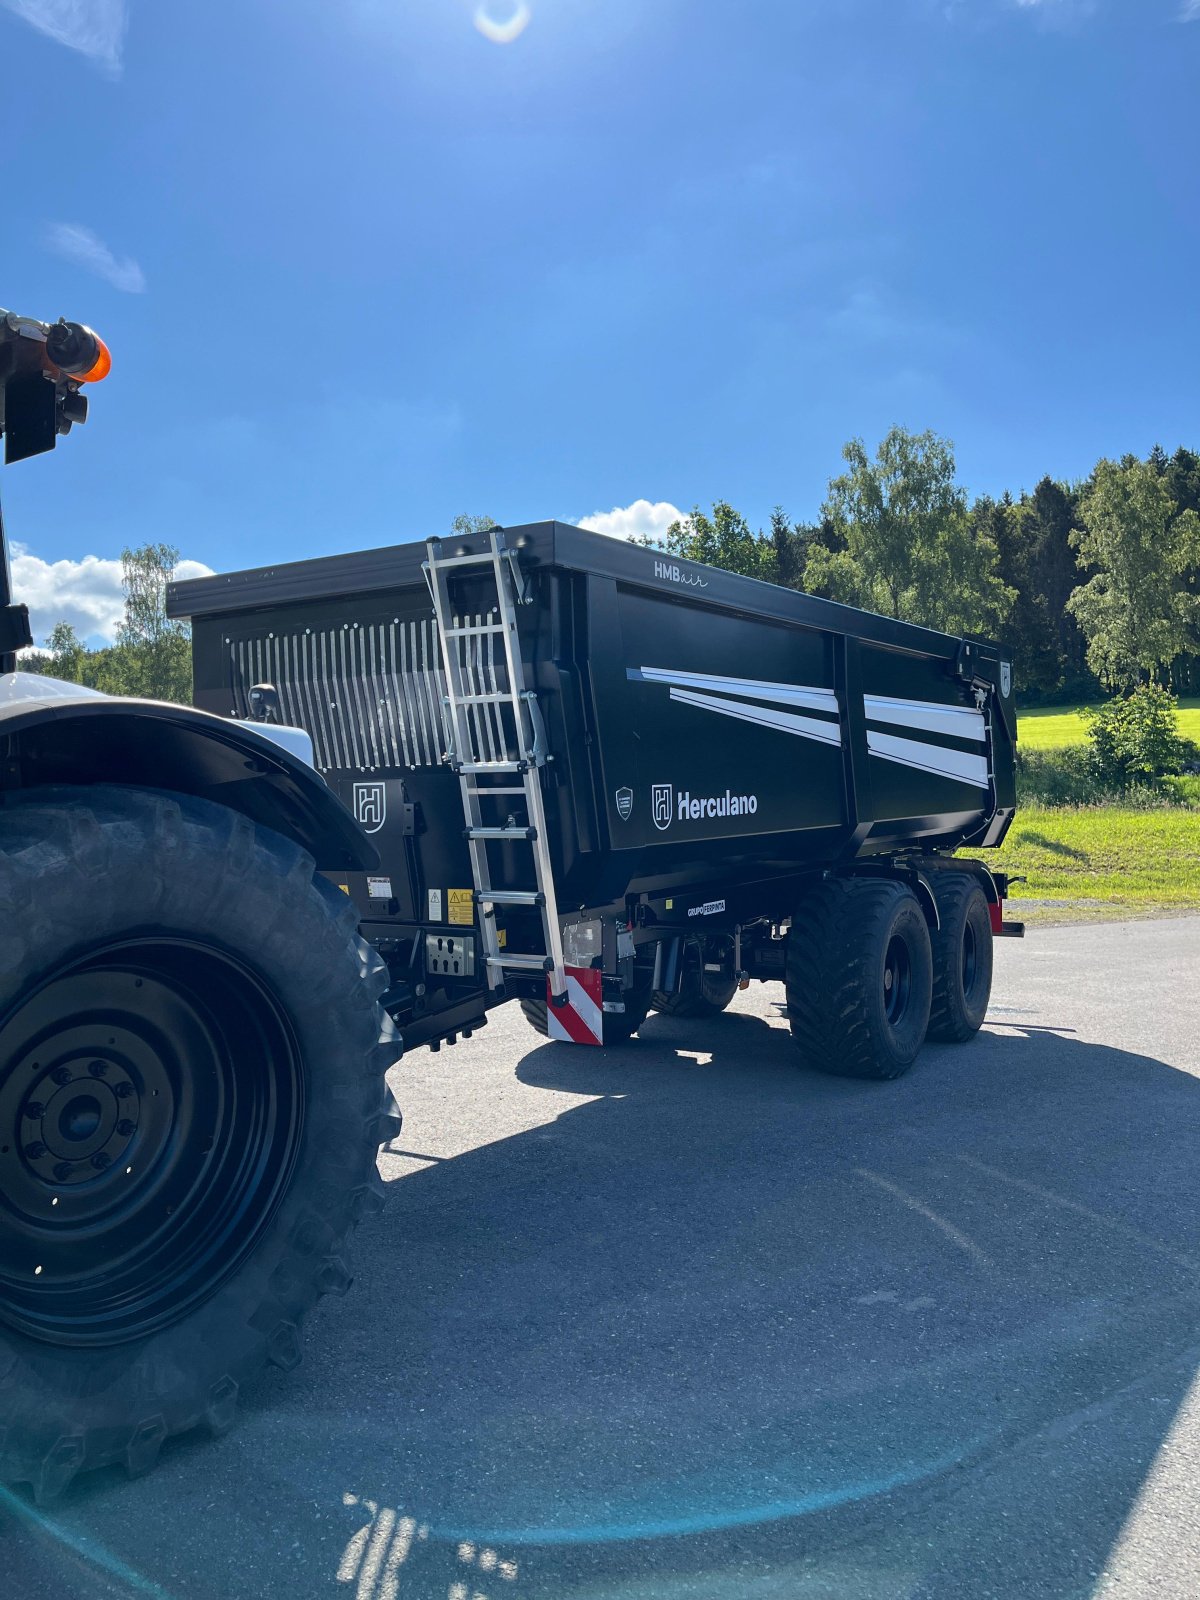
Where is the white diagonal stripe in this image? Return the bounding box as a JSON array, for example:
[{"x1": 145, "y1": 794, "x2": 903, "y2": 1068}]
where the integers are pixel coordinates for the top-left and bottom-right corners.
[
  {"x1": 634, "y1": 666, "x2": 838, "y2": 716},
  {"x1": 668, "y1": 687, "x2": 842, "y2": 747},
  {"x1": 866, "y1": 730, "x2": 989, "y2": 787},
  {"x1": 865, "y1": 693, "x2": 986, "y2": 744}
]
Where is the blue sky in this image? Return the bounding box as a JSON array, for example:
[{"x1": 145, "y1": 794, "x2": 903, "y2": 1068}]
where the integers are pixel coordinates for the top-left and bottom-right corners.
[{"x1": 1, "y1": 0, "x2": 1197, "y2": 641}]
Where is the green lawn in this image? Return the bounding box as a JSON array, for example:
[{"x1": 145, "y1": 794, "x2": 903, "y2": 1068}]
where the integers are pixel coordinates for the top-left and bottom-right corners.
[
  {"x1": 963, "y1": 805, "x2": 1200, "y2": 925},
  {"x1": 1018, "y1": 698, "x2": 1200, "y2": 750}
]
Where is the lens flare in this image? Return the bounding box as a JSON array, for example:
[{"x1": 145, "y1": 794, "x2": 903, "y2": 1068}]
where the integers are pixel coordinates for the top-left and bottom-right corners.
[{"x1": 473, "y1": 2, "x2": 531, "y2": 44}]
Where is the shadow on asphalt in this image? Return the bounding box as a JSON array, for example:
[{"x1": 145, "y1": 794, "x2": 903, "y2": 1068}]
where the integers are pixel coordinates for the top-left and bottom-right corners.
[{"x1": 10, "y1": 1011, "x2": 1200, "y2": 1600}]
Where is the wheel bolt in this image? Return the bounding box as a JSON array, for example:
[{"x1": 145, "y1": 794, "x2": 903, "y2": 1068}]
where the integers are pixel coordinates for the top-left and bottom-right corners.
[
  {"x1": 117, "y1": 1119, "x2": 136, "y2": 1138},
  {"x1": 24, "y1": 1101, "x2": 45, "y2": 1119},
  {"x1": 88, "y1": 1060, "x2": 108, "y2": 1078},
  {"x1": 115, "y1": 1082, "x2": 134, "y2": 1100},
  {"x1": 51, "y1": 1067, "x2": 72, "y2": 1087},
  {"x1": 53, "y1": 1161, "x2": 75, "y2": 1180},
  {"x1": 24, "y1": 1141, "x2": 47, "y2": 1160},
  {"x1": 91, "y1": 1152, "x2": 111, "y2": 1170}
]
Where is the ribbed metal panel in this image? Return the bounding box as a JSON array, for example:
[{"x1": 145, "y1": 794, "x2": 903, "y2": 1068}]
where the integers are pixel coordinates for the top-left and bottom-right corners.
[{"x1": 225, "y1": 616, "x2": 509, "y2": 774}]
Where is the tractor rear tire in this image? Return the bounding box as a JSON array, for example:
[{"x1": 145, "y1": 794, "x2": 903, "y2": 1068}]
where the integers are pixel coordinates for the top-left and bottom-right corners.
[
  {"x1": 0, "y1": 786, "x2": 401, "y2": 1502},
  {"x1": 786, "y1": 877, "x2": 933, "y2": 1079},
  {"x1": 927, "y1": 872, "x2": 994, "y2": 1042},
  {"x1": 652, "y1": 937, "x2": 739, "y2": 1019}
]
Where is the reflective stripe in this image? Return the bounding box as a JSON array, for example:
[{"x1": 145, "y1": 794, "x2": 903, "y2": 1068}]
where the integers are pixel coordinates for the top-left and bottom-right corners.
[
  {"x1": 547, "y1": 968, "x2": 604, "y2": 1046},
  {"x1": 668, "y1": 687, "x2": 843, "y2": 748},
  {"x1": 865, "y1": 693, "x2": 986, "y2": 744},
  {"x1": 866, "y1": 730, "x2": 989, "y2": 788},
  {"x1": 631, "y1": 666, "x2": 839, "y2": 716}
]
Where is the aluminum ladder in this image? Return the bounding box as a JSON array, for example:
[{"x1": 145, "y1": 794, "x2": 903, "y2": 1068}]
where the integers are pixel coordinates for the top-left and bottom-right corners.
[{"x1": 423, "y1": 528, "x2": 568, "y2": 1004}]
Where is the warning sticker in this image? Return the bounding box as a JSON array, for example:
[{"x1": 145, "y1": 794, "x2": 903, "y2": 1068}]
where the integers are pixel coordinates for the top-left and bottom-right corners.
[
  {"x1": 367, "y1": 876, "x2": 392, "y2": 900},
  {"x1": 448, "y1": 888, "x2": 474, "y2": 926}
]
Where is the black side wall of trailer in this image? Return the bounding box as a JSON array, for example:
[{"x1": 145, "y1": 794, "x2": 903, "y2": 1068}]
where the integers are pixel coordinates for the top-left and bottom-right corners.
[{"x1": 170, "y1": 521, "x2": 1017, "y2": 1034}]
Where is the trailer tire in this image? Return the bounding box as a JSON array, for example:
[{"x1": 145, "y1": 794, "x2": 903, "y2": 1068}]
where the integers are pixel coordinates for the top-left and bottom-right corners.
[
  {"x1": 652, "y1": 937, "x2": 739, "y2": 1018},
  {"x1": 0, "y1": 786, "x2": 401, "y2": 1502},
  {"x1": 519, "y1": 990, "x2": 653, "y2": 1046},
  {"x1": 786, "y1": 877, "x2": 933, "y2": 1079},
  {"x1": 927, "y1": 872, "x2": 994, "y2": 1042}
]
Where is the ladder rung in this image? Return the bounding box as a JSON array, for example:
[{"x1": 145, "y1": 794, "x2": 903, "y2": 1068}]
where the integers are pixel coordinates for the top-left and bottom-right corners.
[
  {"x1": 479, "y1": 889, "x2": 544, "y2": 907},
  {"x1": 458, "y1": 760, "x2": 524, "y2": 773},
  {"x1": 455, "y1": 691, "x2": 510, "y2": 704},
  {"x1": 443, "y1": 622, "x2": 505, "y2": 638},
  {"x1": 427, "y1": 551, "x2": 499, "y2": 570},
  {"x1": 465, "y1": 784, "x2": 526, "y2": 795},
  {"x1": 466, "y1": 826, "x2": 537, "y2": 841},
  {"x1": 486, "y1": 954, "x2": 553, "y2": 971}
]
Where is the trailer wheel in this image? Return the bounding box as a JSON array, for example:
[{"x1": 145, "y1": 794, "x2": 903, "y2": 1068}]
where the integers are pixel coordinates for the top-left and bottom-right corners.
[
  {"x1": 786, "y1": 878, "x2": 933, "y2": 1079},
  {"x1": 0, "y1": 787, "x2": 401, "y2": 1502},
  {"x1": 519, "y1": 987, "x2": 653, "y2": 1046},
  {"x1": 927, "y1": 872, "x2": 994, "y2": 1042},
  {"x1": 652, "y1": 937, "x2": 739, "y2": 1018}
]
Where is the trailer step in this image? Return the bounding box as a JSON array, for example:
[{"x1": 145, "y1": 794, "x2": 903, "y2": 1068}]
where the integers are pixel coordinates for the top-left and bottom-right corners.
[
  {"x1": 466, "y1": 826, "x2": 537, "y2": 841},
  {"x1": 478, "y1": 889, "x2": 544, "y2": 907},
  {"x1": 486, "y1": 954, "x2": 553, "y2": 971}
]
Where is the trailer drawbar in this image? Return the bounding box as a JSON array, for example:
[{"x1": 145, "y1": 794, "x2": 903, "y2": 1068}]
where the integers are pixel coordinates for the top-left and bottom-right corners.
[{"x1": 169, "y1": 519, "x2": 1024, "y2": 1080}]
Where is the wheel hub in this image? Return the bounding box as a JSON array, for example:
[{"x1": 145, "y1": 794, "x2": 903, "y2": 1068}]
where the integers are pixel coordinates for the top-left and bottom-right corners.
[{"x1": 18, "y1": 1054, "x2": 141, "y2": 1186}]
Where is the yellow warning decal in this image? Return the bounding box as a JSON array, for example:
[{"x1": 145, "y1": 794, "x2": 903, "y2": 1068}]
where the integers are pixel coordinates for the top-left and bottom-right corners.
[
  {"x1": 337, "y1": 884, "x2": 350, "y2": 896},
  {"x1": 498, "y1": 928, "x2": 507, "y2": 948},
  {"x1": 448, "y1": 888, "x2": 474, "y2": 926}
]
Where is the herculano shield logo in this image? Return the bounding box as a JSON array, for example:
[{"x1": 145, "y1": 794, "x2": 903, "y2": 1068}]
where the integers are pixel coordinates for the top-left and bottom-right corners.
[
  {"x1": 353, "y1": 781, "x2": 387, "y2": 834},
  {"x1": 652, "y1": 784, "x2": 673, "y2": 831},
  {"x1": 615, "y1": 787, "x2": 633, "y2": 821}
]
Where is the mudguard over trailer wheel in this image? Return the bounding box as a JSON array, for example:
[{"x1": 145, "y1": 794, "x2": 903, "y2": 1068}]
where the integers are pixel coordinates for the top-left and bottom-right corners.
[
  {"x1": 0, "y1": 786, "x2": 401, "y2": 1502},
  {"x1": 786, "y1": 878, "x2": 933, "y2": 1079},
  {"x1": 927, "y1": 871, "x2": 994, "y2": 1042},
  {"x1": 652, "y1": 937, "x2": 739, "y2": 1019}
]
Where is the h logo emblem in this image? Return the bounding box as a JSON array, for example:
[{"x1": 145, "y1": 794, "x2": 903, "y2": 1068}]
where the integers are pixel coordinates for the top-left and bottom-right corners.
[
  {"x1": 353, "y1": 781, "x2": 387, "y2": 834},
  {"x1": 652, "y1": 784, "x2": 673, "y2": 831}
]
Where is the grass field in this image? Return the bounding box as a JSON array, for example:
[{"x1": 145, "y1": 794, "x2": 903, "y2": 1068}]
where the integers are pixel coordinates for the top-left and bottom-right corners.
[
  {"x1": 963, "y1": 806, "x2": 1200, "y2": 925},
  {"x1": 1018, "y1": 698, "x2": 1200, "y2": 750}
]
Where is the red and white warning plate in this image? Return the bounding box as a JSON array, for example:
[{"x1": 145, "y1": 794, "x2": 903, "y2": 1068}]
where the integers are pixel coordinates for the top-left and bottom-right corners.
[{"x1": 547, "y1": 965, "x2": 604, "y2": 1046}]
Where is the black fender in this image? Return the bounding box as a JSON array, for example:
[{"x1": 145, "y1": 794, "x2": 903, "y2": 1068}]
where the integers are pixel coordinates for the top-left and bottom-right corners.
[
  {"x1": 0, "y1": 691, "x2": 378, "y2": 873},
  {"x1": 838, "y1": 862, "x2": 941, "y2": 931}
]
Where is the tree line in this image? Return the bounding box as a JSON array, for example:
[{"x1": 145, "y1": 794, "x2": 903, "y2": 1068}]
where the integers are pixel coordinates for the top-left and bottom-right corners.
[
  {"x1": 20, "y1": 542, "x2": 193, "y2": 704},
  {"x1": 22, "y1": 440, "x2": 1200, "y2": 708},
  {"x1": 655, "y1": 430, "x2": 1200, "y2": 702}
]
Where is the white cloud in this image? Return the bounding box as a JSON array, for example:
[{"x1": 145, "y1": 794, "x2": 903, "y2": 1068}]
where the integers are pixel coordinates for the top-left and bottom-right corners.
[
  {"x1": 1180, "y1": 0, "x2": 1200, "y2": 19},
  {"x1": 43, "y1": 222, "x2": 145, "y2": 294},
  {"x1": 576, "y1": 499, "x2": 685, "y2": 543},
  {"x1": 10, "y1": 544, "x2": 213, "y2": 646},
  {"x1": 1, "y1": 0, "x2": 127, "y2": 73}
]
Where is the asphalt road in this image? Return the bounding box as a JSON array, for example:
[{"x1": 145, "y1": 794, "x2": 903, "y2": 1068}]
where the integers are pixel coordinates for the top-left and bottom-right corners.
[{"x1": 5, "y1": 917, "x2": 1200, "y2": 1600}]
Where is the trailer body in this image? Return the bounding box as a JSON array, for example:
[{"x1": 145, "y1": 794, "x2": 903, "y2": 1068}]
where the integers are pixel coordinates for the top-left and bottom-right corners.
[{"x1": 170, "y1": 521, "x2": 1017, "y2": 1049}]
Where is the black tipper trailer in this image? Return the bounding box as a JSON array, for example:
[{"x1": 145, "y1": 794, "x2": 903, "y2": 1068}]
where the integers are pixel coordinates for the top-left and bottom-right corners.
[{"x1": 169, "y1": 520, "x2": 1022, "y2": 1078}]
